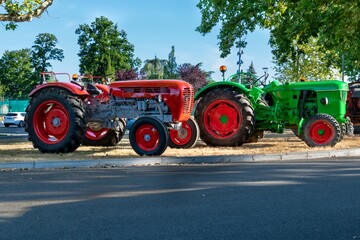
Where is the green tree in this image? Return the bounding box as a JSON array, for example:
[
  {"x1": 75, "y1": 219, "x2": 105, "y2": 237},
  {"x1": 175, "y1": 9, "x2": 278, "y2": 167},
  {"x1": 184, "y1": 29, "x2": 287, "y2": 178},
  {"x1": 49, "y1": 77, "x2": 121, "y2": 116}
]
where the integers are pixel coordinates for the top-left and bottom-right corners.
[
  {"x1": 0, "y1": 49, "x2": 36, "y2": 99},
  {"x1": 164, "y1": 46, "x2": 179, "y2": 79},
  {"x1": 178, "y1": 63, "x2": 212, "y2": 92},
  {"x1": 0, "y1": 84, "x2": 4, "y2": 98},
  {"x1": 116, "y1": 69, "x2": 138, "y2": 81},
  {"x1": 242, "y1": 62, "x2": 257, "y2": 86},
  {"x1": 275, "y1": 37, "x2": 341, "y2": 82},
  {"x1": 196, "y1": 0, "x2": 360, "y2": 77},
  {"x1": 76, "y1": 16, "x2": 139, "y2": 78},
  {"x1": 0, "y1": 0, "x2": 53, "y2": 30},
  {"x1": 140, "y1": 56, "x2": 168, "y2": 79},
  {"x1": 31, "y1": 33, "x2": 64, "y2": 73}
]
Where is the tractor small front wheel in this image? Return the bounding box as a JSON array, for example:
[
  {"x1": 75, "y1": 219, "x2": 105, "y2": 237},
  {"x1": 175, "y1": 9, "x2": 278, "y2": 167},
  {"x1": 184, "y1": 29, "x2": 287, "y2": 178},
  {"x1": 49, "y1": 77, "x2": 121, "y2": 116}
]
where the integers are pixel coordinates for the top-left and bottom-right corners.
[
  {"x1": 169, "y1": 117, "x2": 199, "y2": 149},
  {"x1": 129, "y1": 117, "x2": 169, "y2": 156},
  {"x1": 302, "y1": 114, "x2": 341, "y2": 147}
]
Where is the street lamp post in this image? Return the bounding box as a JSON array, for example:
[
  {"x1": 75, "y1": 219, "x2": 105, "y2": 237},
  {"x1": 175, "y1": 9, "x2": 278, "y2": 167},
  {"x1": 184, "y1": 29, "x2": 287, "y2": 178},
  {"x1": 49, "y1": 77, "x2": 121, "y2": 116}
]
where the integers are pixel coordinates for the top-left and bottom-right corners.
[
  {"x1": 262, "y1": 67, "x2": 269, "y2": 85},
  {"x1": 237, "y1": 38, "x2": 243, "y2": 84}
]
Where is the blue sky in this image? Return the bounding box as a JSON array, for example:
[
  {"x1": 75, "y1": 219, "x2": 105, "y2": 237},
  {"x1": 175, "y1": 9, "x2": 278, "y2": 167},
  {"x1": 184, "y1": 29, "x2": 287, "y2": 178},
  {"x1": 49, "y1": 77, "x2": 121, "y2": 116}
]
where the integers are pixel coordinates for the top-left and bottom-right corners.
[{"x1": 0, "y1": 0, "x2": 275, "y2": 81}]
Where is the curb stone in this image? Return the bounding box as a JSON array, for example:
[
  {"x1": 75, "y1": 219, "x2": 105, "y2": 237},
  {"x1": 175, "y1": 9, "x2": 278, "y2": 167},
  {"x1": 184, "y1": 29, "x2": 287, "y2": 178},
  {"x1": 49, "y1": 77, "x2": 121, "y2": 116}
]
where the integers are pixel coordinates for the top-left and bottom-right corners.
[{"x1": 1, "y1": 148, "x2": 360, "y2": 170}]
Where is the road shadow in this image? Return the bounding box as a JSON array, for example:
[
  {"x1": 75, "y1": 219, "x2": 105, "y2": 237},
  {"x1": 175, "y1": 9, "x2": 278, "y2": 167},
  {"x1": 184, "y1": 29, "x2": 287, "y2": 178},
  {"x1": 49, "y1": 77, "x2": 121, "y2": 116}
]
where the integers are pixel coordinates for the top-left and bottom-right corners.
[{"x1": 1, "y1": 162, "x2": 360, "y2": 239}]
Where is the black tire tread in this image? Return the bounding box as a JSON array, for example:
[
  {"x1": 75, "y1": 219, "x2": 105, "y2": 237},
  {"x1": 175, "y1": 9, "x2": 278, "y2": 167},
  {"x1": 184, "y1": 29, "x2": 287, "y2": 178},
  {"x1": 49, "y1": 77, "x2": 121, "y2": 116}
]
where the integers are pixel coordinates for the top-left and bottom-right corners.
[
  {"x1": 302, "y1": 113, "x2": 341, "y2": 147},
  {"x1": 129, "y1": 117, "x2": 168, "y2": 156},
  {"x1": 25, "y1": 88, "x2": 85, "y2": 153},
  {"x1": 195, "y1": 88, "x2": 254, "y2": 146}
]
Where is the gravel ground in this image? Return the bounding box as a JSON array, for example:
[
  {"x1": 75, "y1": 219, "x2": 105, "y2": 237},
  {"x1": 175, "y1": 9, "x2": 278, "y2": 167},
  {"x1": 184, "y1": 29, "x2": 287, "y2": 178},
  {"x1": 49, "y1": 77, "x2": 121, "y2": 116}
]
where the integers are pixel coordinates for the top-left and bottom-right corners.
[{"x1": 0, "y1": 131, "x2": 359, "y2": 163}]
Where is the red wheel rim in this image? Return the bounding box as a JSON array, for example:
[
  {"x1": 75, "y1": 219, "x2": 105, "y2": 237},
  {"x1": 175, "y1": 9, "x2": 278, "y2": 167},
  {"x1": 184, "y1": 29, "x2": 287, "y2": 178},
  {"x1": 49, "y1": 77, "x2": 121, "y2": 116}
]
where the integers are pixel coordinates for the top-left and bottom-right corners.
[
  {"x1": 309, "y1": 120, "x2": 334, "y2": 145},
  {"x1": 33, "y1": 100, "x2": 69, "y2": 144},
  {"x1": 169, "y1": 121, "x2": 192, "y2": 146},
  {"x1": 204, "y1": 100, "x2": 241, "y2": 139},
  {"x1": 85, "y1": 128, "x2": 110, "y2": 140},
  {"x1": 135, "y1": 124, "x2": 160, "y2": 151}
]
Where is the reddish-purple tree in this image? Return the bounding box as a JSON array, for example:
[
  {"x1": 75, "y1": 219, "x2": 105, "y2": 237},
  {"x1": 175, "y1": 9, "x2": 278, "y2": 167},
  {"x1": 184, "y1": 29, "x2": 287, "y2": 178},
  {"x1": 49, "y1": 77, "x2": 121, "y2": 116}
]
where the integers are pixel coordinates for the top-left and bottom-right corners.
[
  {"x1": 115, "y1": 69, "x2": 138, "y2": 81},
  {"x1": 178, "y1": 63, "x2": 210, "y2": 92}
]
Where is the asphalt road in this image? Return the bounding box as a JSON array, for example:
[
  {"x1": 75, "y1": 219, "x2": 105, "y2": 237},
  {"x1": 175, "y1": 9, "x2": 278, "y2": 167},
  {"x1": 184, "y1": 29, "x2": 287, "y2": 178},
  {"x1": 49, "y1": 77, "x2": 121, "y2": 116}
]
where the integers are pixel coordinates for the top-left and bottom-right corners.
[
  {"x1": 1, "y1": 159, "x2": 360, "y2": 240},
  {"x1": 0, "y1": 124, "x2": 27, "y2": 143}
]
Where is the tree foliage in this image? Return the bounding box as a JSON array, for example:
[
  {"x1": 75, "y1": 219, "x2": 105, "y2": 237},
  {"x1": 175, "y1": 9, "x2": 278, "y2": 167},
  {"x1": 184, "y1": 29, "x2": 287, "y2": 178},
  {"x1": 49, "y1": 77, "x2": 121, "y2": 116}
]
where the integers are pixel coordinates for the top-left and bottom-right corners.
[
  {"x1": 274, "y1": 37, "x2": 341, "y2": 82},
  {"x1": 0, "y1": 49, "x2": 36, "y2": 99},
  {"x1": 242, "y1": 62, "x2": 257, "y2": 86},
  {"x1": 0, "y1": 0, "x2": 53, "y2": 30},
  {"x1": 140, "y1": 56, "x2": 168, "y2": 79},
  {"x1": 196, "y1": 0, "x2": 360, "y2": 79},
  {"x1": 116, "y1": 69, "x2": 138, "y2": 81},
  {"x1": 76, "y1": 16, "x2": 139, "y2": 78},
  {"x1": 178, "y1": 63, "x2": 210, "y2": 92},
  {"x1": 163, "y1": 46, "x2": 179, "y2": 79},
  {"x1": 31, "y1": 33, "x2": 64, "y2": 73}
]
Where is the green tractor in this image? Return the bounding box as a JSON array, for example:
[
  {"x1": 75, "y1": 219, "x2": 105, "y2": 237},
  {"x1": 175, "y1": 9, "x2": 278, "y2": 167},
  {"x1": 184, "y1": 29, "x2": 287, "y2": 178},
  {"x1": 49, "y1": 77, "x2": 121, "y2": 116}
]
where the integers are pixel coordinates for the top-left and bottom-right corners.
[{"x1": 194, "y1": 67, "x2": 351, "y2": 147}]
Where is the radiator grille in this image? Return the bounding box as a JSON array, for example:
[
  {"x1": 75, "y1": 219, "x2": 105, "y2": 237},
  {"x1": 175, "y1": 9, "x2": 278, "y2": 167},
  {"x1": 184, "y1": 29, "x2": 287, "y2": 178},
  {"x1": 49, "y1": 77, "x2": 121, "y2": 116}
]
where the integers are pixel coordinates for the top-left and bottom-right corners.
[{"x1": 183, "y1": 87, "x2": 194, "y2": 114}]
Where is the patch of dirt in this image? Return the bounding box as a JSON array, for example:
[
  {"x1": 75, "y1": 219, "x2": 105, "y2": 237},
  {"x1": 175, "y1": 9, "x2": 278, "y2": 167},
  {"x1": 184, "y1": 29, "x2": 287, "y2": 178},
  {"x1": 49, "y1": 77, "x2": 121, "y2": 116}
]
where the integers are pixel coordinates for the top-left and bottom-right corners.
[{"x1": 1, "y1": 131, "x2": 359, "y2": 163}]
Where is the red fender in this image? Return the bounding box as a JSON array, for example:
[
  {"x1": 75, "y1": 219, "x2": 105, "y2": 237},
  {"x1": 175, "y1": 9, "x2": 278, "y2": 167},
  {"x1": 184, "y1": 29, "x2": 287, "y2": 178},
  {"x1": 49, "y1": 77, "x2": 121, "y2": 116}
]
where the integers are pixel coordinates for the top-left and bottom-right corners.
[{"x1": 29, "y1": 82, "x2": 90, "y2": 100}]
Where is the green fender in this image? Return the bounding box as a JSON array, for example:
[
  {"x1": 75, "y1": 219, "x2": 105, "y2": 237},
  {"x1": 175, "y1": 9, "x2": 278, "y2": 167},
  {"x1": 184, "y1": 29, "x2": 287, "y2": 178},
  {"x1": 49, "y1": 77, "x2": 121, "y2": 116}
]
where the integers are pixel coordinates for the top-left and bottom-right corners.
[{"x1": 195, "y1": 81, "x2": 250, "y2": 100}]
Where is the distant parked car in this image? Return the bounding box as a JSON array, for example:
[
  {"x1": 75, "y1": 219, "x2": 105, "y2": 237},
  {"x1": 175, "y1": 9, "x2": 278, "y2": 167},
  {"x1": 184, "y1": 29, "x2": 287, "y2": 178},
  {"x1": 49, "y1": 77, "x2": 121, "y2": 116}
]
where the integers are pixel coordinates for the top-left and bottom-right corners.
[{"x1": 4, "y1": 112, "x2": 26, "y2": 127}]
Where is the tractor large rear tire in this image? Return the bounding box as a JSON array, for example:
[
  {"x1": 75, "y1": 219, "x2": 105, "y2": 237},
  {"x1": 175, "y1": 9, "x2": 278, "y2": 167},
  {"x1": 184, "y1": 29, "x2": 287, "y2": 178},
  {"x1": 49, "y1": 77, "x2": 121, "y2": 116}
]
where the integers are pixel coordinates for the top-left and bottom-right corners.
[
  {"x1": 83, "y1": 119, "x2": 126, "y2": 146},
  {"x1": 25, "y1": 88, "x2": 86, "y2": 153},
  {"x1": 195, "y1": 88, "x2": 255, "y2": 146},
  {"x1": 302, "y1": 113, "x2": 341, "y2": 147},
  {"x1": 83, "y1": 128, "x2": 120, "y2": 146}
]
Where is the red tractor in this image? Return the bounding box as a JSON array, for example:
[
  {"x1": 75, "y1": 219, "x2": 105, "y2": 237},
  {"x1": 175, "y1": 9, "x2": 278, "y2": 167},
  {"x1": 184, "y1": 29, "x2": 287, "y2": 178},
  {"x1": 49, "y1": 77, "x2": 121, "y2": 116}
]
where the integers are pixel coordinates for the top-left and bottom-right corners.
[
  {"x1": 346, "y1": 82, "x2": 360, "y2": 133},
  {"x1": 25, "y1": 72, "x2": 198, "y2": 156}
]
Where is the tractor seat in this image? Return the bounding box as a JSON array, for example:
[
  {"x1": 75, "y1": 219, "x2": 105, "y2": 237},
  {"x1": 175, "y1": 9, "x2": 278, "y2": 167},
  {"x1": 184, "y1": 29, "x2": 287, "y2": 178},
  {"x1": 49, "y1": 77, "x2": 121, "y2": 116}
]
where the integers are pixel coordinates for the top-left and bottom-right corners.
[{"x1": 86, "y1": 83, "x2": 102, "y2": 95}]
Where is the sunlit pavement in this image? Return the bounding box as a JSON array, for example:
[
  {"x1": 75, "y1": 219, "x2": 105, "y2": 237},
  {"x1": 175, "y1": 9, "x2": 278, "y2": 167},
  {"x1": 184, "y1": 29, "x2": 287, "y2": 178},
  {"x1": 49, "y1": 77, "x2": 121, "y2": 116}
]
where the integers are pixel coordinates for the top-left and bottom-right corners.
[{"x1": 1, "y1": 161, "x2": 360, "y2": 240}]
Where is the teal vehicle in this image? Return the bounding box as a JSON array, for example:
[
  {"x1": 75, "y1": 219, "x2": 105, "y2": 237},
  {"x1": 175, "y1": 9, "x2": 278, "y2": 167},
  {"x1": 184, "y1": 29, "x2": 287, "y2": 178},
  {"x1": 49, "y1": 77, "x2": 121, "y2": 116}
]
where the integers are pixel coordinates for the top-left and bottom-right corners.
[{"x1": 194, "y1": 70, "x2": 351, "y2": 147}]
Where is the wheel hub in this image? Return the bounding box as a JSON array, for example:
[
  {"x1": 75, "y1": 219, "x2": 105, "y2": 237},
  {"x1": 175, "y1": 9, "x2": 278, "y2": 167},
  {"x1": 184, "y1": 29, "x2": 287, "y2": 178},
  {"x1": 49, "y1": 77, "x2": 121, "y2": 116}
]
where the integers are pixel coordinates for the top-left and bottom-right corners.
[
  {"x1": 317, "y1": 129, "x2": 325, "y2": 135},
  {"x1": 177, "y1": 128, "x2": 188, "y2": 139},
  {"x1": 144, "y1": 134, "x2": 151, "y2": 142},
  {"x1": 52, "y1": 117, "x2": 61, "y2": 127},
  {"x1": 219, "y1": 115, "x2": 229, "y2": 124}
]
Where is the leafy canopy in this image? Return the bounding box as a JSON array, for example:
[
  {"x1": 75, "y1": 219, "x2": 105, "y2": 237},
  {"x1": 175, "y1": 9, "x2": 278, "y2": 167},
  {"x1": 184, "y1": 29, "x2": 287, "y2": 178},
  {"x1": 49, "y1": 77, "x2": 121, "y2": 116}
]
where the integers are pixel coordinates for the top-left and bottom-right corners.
[
  {"x1": 0, "y1": 0, "x2": 53, "y2": 30},
  {"x1": 140, "y1": 56, "x2": 168, "y2": 79},
  {"x1": 178, "y1": 63, "x2": 212, "y2": 92},
  {"x1": 31, "y1": 33, "x2": 64, "y2": 73},
  {"x1": 164, "y1": 46, "x2": 179, "y2": 79},
  {"x1": 0, "y1": 49, "x2": 37, "y2": 99},
  {"x1": 196, "y1": 0, "x2": 360, "y2": 78},
  {"x1": 76, "y1": 16, "x2": 139, "y2": 78}
]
